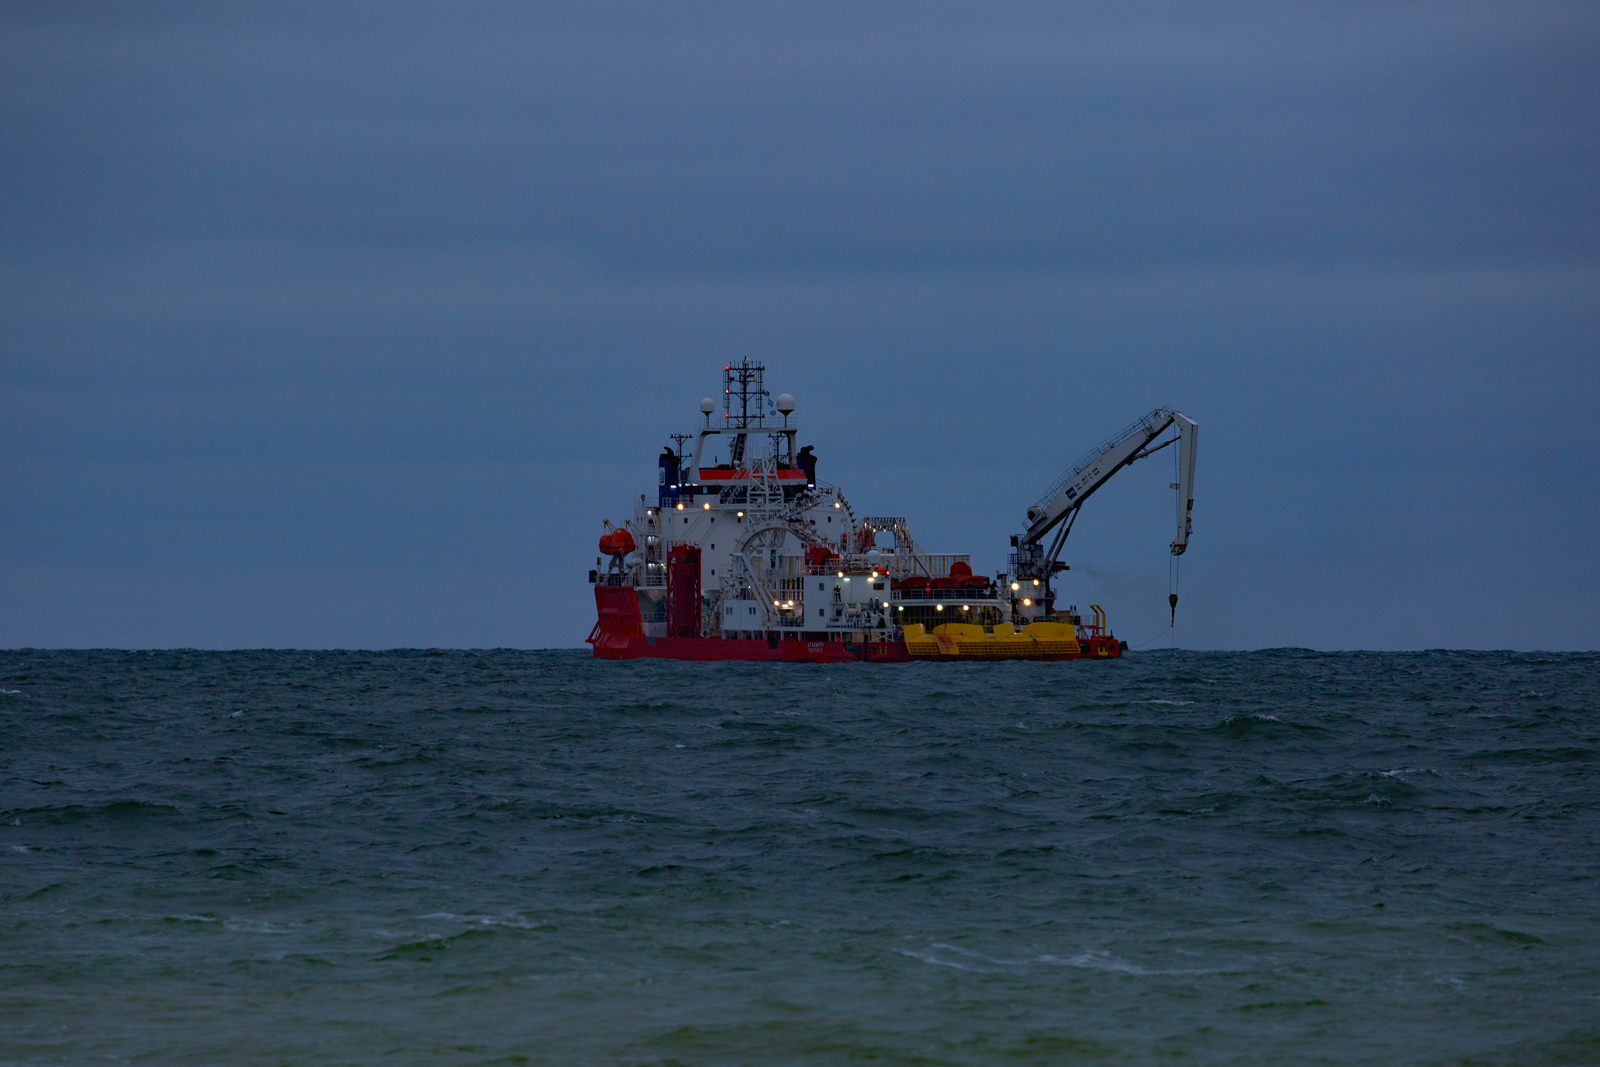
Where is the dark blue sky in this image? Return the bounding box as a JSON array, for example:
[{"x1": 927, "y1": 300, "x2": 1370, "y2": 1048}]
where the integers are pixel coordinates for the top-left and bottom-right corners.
[{"x1": 3, "y1": 3, "x2": 1596, "y2": 649}]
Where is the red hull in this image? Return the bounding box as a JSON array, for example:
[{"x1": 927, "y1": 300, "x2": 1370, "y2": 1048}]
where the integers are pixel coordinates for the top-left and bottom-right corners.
[
  {"x1": 588, "y1": 587, "x2": 1122, "y2": 663},
  {"x1": 592, "y1": 633, "x2": 912, "y2": 662}
]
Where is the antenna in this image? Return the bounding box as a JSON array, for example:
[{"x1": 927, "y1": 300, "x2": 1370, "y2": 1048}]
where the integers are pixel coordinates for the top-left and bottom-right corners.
[{"x1": 722, "y1": 359, "x2": 769, "y2": 428}]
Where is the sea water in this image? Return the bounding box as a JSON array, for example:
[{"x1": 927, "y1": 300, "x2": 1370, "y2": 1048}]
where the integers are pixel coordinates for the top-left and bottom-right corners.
[{"x1": 2, "y1": 649, "x2": 1597, "y2": 1065}]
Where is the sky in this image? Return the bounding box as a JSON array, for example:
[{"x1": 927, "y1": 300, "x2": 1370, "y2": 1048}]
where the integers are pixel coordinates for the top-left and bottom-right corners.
[{"x1": 2, "y1": 2, "x2": 1596, "y2": 651}]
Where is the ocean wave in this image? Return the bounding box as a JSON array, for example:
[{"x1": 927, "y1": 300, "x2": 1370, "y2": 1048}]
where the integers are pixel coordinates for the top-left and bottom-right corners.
[
  {"x1": 417, "y1": 911, "x2": 552, "y2": 931},
  {"x1": 1038, "y1": 951, "x2": 1168, "y2": 975},
  {"x1": 901, "y1": 944, "x2": 1211, "y2": 978},
  {"x1": 3, "y1": 800, "x2": 185, "y2": 824}
]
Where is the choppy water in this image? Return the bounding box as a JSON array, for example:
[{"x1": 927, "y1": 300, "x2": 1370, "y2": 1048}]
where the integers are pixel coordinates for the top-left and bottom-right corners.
[{"x1": 2, "y1": 650, "x2": 1598, "y2": 1066}]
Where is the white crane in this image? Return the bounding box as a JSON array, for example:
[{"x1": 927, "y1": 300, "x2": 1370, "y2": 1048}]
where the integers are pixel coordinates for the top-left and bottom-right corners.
[{"x1": 1011, "y1": 408, "x2": 1198, "y2": 595}]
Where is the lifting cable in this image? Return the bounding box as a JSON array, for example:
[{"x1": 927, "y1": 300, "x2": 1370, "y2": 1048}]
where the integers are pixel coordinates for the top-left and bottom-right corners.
[
  {"x1": 1128, "y1": 625, "x2": 1175, "y2": 651},
  {"x1": 1132, "y1": 448, "x2": 1186, "y2": 655}
]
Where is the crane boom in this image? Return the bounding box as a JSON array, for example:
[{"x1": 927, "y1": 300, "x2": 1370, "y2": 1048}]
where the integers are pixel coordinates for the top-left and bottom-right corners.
[
  {"x1": 1012, "y1": 407, "x2": 1198, "y2": 583},
  {"x1": 1171, "y1": 411, "x2": 1198, "y2": 556}
]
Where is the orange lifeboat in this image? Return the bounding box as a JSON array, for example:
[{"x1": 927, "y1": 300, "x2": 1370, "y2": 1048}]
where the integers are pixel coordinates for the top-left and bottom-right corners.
[{"x1": 598, "y1": 529, "x2": 636, "y2": 557}]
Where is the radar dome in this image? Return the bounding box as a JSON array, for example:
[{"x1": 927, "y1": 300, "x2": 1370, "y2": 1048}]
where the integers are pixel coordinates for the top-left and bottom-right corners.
[
  {"x1": 775, "y1": 393, "x2": 795, "y2": 414},
  {"x1": 700, "y1": 398, "x2": 715, "y2": 414}
]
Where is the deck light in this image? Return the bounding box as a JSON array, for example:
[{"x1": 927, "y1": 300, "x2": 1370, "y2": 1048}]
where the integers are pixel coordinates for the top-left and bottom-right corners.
[
  {"x1": 1032, "y1": 579, "x2": 1039, "y2": 586},
  {"x1": 962, "y1": 605, "x2": 969, "y2": 611},
  {"x1": 936, "y1": 604, "x2": 944, "y2": 611},
  {"x1": 736, "y1": 511, "x2": 744, "y2": 517},
  {"x1": 1022, "y1": 598, "x2": 1032, "y2": 606},
  {"x1": 1011, "y1": 582, "x2": 1020, "y2": 591},
  {"x1": 897, "y1": 605, "x2": 903, "y2": 612},
  {"x1": 833, "y1": 502, "x2": 841, "y2": 508},
  {"x1": 703, "y1": 502, "x2": 711, "y2": 510}
]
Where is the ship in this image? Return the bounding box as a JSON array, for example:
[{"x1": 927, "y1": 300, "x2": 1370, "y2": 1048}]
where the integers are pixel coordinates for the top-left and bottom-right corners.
[{"x1": 588, "y1": 360, "x2": 1196, "y2": 663}]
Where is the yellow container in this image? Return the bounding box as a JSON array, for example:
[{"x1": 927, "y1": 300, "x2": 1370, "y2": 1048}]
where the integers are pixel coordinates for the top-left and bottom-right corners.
[
  {"x1": 1023, "y1": 621, "x2": 1081, "y2": 654},
  {"x1": 902, "y1": 623, "x2": 942, "y2": 656},
  {"x1": 932, "y1": 624, "x2": 986, "y2": 640},
  {"x1": 901, "y1": 620, "x2": 1081, "y2": 658}
]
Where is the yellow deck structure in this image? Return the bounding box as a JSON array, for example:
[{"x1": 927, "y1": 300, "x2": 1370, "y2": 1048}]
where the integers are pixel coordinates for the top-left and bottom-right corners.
[{"x1": 902, "y1": 621, "x2": 1082, "y2": 658}]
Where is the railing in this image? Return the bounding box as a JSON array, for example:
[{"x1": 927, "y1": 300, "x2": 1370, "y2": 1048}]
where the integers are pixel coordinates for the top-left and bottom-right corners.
[
  {"x1": 696, "y1": 467, "x2": 806, "y2": 481},
  {"x1": 893, "y1": 585, "x2": 1001, "y2": 602},
  {"x1": 802, "y1": 552, "x2": 971, "y2": 578},
  {"x1": 890, "y1": 553, "x2": 972, "y2": 579}
]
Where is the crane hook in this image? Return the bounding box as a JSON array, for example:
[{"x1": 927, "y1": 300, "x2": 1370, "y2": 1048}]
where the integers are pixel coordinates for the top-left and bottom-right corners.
[{"x1": 1169, "y1": 592, "x2": 1178, "y2": 626}]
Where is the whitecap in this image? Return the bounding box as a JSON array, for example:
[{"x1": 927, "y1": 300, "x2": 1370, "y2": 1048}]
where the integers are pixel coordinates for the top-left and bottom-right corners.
[
  {"x1": 1038, "y1": 950, "x2": 1154, "y2": 974},
  {"x1": 222, "y1": 918, "x2": 291, "y2": 934},
  {"x1": 417, "y1": 911, "x2": 539, "y2": 930},
  {"x1": 1037, "y1": 950, "x2": 1209, "y2": 976},
  {"x1": 930, "y1": 943, "x2": 1027, "y2": 966},
  {"x1": 905, "y1": 942, "x2": 1211, "y2": 978},
  {"x1": 900, "y1": 943, "x2": 1026, "y2": 972},
  {"x1": 899, "y1": 948, "x2": 979, "y2": 971}
]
